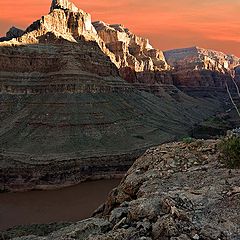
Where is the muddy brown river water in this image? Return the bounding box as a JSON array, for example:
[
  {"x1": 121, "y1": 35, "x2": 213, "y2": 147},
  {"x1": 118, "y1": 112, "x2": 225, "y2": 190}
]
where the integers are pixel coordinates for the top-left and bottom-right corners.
[{"x1": 0, "y1": 179, "x2": 121, "y2": 231}]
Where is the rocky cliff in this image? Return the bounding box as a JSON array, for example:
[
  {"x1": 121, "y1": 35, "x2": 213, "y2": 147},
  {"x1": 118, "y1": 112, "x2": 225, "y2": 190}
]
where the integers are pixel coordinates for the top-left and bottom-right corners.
[
  {"x1": 92, "y1": 21, "x2": 172, "y2": 86},
  {"x1": 164, "y1": 47, "x2": 239, "y2": 72},
  {"x1": 0, "y1": 0, "x2": 226, "y2": 191},
  {"x1": 1, "y1": 0, "x2": 97, "y2": 45},
  {"x1": 93, "y1": 21, "x2": 169, "y2": 72},
  {"x1": 164, "y1": 47, "x2": 240, "y2": 90},
  {"x1": 4, "y1": 139, "x2": 240, "y2": 239},
  {"x1": 91, "y1": 24, "x2": 240, "y2": 92}
]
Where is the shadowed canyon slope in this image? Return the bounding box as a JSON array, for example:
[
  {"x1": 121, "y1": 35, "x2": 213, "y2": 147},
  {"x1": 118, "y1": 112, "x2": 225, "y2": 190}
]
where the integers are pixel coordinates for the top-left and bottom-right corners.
[{"x1": 0, "y1": 0, "x2": 239, "y2": 191}]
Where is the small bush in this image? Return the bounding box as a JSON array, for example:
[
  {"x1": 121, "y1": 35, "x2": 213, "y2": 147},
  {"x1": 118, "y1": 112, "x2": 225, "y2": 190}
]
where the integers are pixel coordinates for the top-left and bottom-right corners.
[
  {"x1": 219, "y1": 136, "x2": 240, "y2": 168},
  {"x1": 182, "y1": 137, "x2": 194, "y2": 144}
]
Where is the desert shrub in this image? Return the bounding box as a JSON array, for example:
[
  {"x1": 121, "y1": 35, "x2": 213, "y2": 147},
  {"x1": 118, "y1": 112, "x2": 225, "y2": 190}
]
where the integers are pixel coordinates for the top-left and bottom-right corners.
[
  {"x1": 219, "y1": 136, "x2": 240, "y2": 168},
  {"x1": 182, "y1": 137, "x2": 194, "y2": 144}
]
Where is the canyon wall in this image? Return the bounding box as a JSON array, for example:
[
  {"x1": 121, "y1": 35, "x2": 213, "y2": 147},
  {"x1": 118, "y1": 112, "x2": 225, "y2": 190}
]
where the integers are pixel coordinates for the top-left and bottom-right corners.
[
  {"x1": 0, "y1": 0, "x2": 235, "y2": 191},
  {"x1": 93, "y1": 25, "x2": 240, "y2": 95},
  {"x1": 92, "y1": 21, "x2": 172, "y2": 86},
  {"x1": 164, "y1": 47, "x2": 239, "y2": 91}
]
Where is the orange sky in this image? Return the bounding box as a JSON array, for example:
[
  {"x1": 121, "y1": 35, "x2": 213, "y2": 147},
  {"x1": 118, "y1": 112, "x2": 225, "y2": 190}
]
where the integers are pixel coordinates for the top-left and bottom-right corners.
[{"x1": 0, "y1": 0, "x2": 239, "y2": 56}]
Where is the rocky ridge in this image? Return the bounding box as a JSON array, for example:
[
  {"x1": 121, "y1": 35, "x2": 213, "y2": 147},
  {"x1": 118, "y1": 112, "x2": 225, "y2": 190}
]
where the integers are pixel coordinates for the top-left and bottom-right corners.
[
  {"x1": 1, "y1": 3, "x2": 239, "y2": 91},
  {"x1": 163, "y1": 47, "x2": 240, "y2": 89},
  {"x1": 93, "y1": 21, "x2": 174, "y2": 87},
  {"x1": 6, "y1": 139, "x2": 240, "y2": 239},
  {"x1": 2, "y1": 1, "x2": 97, "y2": 45},
  {"x1": 164, "y1": 47, "x2": 239, "y2": 72},
  {"x1": 90, "y1": 26, "x2": 240, "y2": 90},
  {"x1": 50, "y1": 0, "x2": 80, "y2": 12},
  {"x1": 93, "y1": 21, "x2": 170, "y2": 84}
]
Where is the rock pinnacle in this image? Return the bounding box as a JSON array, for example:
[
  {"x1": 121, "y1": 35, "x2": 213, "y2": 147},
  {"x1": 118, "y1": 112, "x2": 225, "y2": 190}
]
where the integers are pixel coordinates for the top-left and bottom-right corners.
[{"x1": 50, "y1": 0, "x2": 79, "y2": 12}]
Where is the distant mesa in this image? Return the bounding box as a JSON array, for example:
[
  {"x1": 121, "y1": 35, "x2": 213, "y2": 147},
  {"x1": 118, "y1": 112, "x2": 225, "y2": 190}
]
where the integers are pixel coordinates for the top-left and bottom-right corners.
[{"x1": 164, "y1": 46, "x2": 240, "y2": 71}]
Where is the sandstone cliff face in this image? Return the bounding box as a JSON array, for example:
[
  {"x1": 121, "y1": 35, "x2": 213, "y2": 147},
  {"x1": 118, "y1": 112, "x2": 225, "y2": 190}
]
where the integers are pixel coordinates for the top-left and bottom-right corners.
[
  {"x1": 22, "y1": 0, "x2": 97, "y2": 44},
  {"x1": 1, "y1": 4, "x2": 238, "y2": 92},
  {"x1": 92, "y1": 21, "x2": 172, "y2": 85},
  {"x1": 50, "y1": 0, "x2": 79, "y2": 12},
  {"x1": 91, "y1": 22, "x2": 239, "y2": 91},
  {"x1": 93, "y1": 21, "x2": 169, "y2": 71},
  {"x1": 0, "y1": 1, "x2": 117, "y2": 67},
  {"x1": 0, "y1": 0, "x2": 99, "y2": 48},
  {"x1": 164, "y1": 47, "x2": 238, "y2": 72}
]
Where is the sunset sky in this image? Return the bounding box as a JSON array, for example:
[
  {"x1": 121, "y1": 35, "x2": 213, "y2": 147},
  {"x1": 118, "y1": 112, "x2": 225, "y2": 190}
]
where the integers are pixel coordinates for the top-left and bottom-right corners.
[{"x1": 0, "y1": 0, "x2": 239, "y2": 56}]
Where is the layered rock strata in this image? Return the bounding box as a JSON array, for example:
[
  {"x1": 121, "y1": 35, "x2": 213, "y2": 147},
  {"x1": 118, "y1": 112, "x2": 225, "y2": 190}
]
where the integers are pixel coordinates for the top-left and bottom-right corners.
[
  {"x1": 92, "y1": 24, "x2": 240, "y2": 95},
  {"x1": 164, "y1": 47, "x2": 240, "y2": 90},
  {"x1": 164, "y1": 47, "x2": 239, "y2": 72},
  {"x1": 92, "y1": 21, "x2": 171, "y2": 85}
]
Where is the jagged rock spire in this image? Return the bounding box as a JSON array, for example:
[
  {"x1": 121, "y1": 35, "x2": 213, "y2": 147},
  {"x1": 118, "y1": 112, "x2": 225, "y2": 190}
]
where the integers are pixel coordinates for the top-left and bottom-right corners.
[{"x1": 50, "y1": 0, "x2": 79, "y2": 12}]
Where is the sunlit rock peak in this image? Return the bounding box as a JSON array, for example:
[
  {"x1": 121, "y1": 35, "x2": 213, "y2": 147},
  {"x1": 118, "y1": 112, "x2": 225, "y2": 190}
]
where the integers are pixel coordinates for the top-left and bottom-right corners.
[{"x1": 50, "y1": 0, "x2": 79, "y2": 13}]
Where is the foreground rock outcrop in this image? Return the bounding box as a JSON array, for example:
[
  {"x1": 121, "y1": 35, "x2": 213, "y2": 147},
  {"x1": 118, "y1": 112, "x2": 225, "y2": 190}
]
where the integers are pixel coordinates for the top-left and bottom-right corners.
[{"x1": 5, "y1": 139, "x2": 240, "y2": 239}]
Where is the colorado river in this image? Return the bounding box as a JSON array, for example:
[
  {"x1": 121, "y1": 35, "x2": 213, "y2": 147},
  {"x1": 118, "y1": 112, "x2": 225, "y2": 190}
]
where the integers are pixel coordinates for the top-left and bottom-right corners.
[{"x1": 0, "y1": 179, "x2": 121, "y2": 230}]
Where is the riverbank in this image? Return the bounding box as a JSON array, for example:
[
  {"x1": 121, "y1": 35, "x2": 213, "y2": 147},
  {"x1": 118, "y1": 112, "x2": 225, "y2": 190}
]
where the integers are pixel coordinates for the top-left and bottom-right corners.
[{"x1": 0, "y1": 173, "x2": 125, "y2": 193}]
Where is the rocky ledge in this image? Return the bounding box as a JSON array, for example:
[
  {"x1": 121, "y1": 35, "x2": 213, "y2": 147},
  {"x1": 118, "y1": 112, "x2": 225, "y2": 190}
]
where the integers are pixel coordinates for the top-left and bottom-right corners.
[{"x1": 7, "y1": 139, "x2": 240, "y2": 239}]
